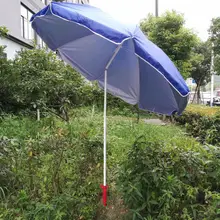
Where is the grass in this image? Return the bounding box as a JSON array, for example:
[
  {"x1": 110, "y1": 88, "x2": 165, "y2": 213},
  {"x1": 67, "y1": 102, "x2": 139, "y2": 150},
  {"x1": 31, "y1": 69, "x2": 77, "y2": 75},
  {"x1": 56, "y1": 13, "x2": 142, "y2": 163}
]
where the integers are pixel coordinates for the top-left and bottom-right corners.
[{"x1": 0, "y1": 107, "x2": 190, "y2": 165}]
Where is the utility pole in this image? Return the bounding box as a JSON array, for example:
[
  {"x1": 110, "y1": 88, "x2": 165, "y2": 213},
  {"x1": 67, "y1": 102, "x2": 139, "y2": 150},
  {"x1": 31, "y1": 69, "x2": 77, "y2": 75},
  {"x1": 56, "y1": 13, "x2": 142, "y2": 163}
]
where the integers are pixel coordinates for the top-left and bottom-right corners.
[
  {"x1": 210, "y1": 45, "x2": 214, "y2": 107},
  {"x1": 155, "y1": 0, "x2": 159, "y2": 17}
]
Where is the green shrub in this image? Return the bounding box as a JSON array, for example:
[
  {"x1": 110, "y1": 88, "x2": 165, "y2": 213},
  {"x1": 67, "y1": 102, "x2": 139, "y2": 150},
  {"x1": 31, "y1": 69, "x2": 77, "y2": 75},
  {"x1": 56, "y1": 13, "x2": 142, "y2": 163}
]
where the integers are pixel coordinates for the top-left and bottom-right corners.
[
  {"x1": 117, "y1": 136, "x2": 220, "y2": 220},
  {"x1": 186, "y1": 105, "x2": 220, "y2": 116},
  {"x1": 175, "y1": 105, "x2": 220, "y2": 145},
  {"x1": 0, "y1": 117, "x2": 103, "y2": 220}
]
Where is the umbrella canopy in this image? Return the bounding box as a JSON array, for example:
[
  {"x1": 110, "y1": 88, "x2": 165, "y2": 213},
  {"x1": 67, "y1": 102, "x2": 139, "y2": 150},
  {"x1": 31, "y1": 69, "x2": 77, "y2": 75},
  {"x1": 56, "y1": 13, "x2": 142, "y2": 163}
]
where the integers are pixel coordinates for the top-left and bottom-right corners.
[
  {"x1": 31, "y1": 2, "x2": 189, "y2": 115},
  {"x1": 31, "y1": 2, "x2": 190, "y2": 206}
]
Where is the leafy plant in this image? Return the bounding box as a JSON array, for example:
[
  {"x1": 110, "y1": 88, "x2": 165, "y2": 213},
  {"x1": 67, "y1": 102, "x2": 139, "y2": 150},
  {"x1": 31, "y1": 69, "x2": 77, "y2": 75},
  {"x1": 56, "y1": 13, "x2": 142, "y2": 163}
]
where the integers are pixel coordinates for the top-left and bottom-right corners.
[{"x1": 117, "y1": 136, "x2": 220, "y2": 220}]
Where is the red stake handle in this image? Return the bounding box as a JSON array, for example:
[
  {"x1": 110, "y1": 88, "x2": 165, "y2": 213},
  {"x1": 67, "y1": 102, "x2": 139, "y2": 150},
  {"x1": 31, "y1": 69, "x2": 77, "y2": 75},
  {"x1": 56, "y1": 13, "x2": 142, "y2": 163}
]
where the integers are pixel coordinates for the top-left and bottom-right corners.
[{"x1": 100, "y1": 185, "x2": 108, "y2": 206}]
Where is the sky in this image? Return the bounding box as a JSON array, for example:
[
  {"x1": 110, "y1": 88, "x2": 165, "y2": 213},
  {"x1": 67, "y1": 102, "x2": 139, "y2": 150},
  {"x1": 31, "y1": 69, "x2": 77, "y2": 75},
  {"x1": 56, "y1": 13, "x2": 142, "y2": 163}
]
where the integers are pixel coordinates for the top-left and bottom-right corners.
[{"x1": 90, "y1": 0, "x2": 220, "y2": 41}]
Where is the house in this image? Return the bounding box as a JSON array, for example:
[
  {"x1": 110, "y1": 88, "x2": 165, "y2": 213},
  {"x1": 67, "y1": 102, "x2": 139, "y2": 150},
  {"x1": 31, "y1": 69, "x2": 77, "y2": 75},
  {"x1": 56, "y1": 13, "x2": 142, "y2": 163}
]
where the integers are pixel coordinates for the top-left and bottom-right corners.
[{"x1": 0, "y1": 0, "x2": 89, "y2": 59}]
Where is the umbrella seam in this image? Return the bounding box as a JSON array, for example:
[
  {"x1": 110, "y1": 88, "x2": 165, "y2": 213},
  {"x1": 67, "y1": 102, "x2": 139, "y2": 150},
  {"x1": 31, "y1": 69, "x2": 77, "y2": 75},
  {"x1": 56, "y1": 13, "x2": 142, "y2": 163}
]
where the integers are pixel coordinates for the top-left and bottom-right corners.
[
  {"x1": 135, "y1": 53, "x2": 190, "y2": 98},
  {"x1": 31, "y1": 4, "x2": 51, "y2": 21},
  {"x1": 31, "y1": 3, "x2": 125, "y2": 46}
]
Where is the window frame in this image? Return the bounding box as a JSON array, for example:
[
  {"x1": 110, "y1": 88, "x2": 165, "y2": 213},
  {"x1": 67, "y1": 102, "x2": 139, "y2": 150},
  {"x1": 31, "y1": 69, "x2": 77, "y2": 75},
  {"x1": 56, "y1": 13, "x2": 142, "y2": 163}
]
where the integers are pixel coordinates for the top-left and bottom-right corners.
[
  {"x1": 20, "y1": 4, "x2": 35, "y2": 40},
  {"x1": 41, "y1": 0, "x2": 47, "y2": 5}
]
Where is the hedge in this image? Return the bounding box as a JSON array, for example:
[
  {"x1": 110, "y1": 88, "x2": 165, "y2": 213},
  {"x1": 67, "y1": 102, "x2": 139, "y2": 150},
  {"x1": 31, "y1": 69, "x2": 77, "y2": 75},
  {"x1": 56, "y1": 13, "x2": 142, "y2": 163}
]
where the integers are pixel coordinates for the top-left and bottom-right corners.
[{"x1": 175, "y1": 105, "x2": 220, "y2": 145}]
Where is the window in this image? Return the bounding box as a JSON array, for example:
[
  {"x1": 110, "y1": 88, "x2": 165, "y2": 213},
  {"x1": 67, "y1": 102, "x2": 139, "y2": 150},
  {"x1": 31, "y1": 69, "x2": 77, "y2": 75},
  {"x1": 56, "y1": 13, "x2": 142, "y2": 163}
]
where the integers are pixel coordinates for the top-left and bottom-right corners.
[
  {"x1": 39, "y1": 37, "x2": 46, "y2": 48},
  {"x1": 20, "y1": 5, "x2": 34, "y2": 40},
  {"x1": 41, "y1": 0, "x2": 47, "y2": 4}
]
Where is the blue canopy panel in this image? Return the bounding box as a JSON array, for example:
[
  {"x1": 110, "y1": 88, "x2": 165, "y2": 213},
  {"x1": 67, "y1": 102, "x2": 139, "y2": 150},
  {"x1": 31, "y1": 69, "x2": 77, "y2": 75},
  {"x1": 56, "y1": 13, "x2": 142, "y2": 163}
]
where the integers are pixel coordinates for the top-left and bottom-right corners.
[
  {"x1": 31, "y1": 3, "x2": 134, "y2": 48},
  {"x1": 31, "y1": 2, "x2": 189, "y2": 115}
]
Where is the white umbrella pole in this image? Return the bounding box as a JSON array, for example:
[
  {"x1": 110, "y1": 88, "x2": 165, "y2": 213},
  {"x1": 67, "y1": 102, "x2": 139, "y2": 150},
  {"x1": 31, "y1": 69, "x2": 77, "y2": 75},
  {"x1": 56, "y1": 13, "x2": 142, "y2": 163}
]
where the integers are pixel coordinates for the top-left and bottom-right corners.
[
  {"x1": 101, "y1": 44, "x2": 122, "y2": 206},
  {"x1": 103, "y1": 68, "x2": 107, "y2": 187},
  {"x1": 100, "y1": 68, "x2": 108, "y2": 207}
]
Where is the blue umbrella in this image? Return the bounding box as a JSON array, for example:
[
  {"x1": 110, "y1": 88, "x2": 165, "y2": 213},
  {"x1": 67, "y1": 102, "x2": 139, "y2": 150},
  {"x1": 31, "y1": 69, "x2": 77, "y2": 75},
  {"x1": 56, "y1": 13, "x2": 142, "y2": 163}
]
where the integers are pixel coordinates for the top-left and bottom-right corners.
[{"x1": 31, "y1": 2, "x2": 189, "y2": 206}]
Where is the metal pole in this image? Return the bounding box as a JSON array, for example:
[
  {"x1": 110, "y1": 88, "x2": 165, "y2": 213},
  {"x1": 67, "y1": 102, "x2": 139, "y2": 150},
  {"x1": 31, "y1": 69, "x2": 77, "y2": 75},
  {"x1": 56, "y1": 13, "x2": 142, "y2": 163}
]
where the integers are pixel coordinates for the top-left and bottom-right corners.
[
  {"x1": 155, "y1": 0, "x2": 159, "y2": 17},
  {"x1": 210, "y1": 44, "x2": 214, "y2": 107},
  {"x1": 103, "y1": 69, "x2": 107, "y2": 186},
  {"x1": 101, "y1": 45, "x2": 122, "y2": 207},
  {"x1": 103, "y1": 45, "x2": 122, "y2": 187}
]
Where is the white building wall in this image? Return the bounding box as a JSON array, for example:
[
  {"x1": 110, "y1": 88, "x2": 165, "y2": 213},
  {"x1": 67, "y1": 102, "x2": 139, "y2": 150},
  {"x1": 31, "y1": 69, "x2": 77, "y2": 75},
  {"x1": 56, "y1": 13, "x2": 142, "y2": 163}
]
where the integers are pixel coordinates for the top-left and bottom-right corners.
[
  {"x1": 0, "y1": 0, "x2": 89, "y2": 60},
  {"x1": 0, "y1": 38, "x2": 25, "y2": 59}
]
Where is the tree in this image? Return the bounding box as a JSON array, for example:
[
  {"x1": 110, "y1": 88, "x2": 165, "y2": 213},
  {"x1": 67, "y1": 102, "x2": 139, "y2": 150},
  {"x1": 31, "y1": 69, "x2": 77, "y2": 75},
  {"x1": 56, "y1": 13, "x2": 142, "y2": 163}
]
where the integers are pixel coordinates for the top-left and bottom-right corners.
[
  {"x1": 209, "y1": 17, "x2": 220, "y2": 75},
  {"x1": 10, "y1": 47, "x2": 85, "y2": 120},
  {"x1": 209, "y1": 17, "x2": 220, "y2": 54},
  {"x1": 190, "y1": 41, "x2": 211, "y2": 104},
  {"x1": 140, "y1": 11, "x2": 198, "y2": 79},
  {"x1": 0, "y1": 51, "x2": 15, "y2": 112},
  {"x1": 0, "y1": 27, "x2": 15, "y2": 112}
]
